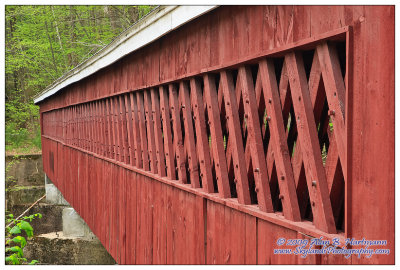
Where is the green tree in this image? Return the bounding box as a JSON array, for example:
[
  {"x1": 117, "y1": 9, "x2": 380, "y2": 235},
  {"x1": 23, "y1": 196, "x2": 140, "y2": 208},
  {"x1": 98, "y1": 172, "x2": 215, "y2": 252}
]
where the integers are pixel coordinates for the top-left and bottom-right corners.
[{"x1": 5, "y1": 5, "x2": 155, "y2": 153}]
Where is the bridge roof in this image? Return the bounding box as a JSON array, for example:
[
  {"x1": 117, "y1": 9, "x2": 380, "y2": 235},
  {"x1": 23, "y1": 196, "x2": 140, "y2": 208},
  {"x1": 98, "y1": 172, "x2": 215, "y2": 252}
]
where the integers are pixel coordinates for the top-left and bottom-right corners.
[{"x1": 33, "y1": 5, "x2": 216, "y2": 104}]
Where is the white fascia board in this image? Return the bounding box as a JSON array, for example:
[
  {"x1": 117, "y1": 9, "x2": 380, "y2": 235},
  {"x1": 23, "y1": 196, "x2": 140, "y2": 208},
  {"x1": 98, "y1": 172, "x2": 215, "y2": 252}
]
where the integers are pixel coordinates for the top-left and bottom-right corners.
[{"x1": 34, "y1": 5, "x2": 217, "y2": 104}]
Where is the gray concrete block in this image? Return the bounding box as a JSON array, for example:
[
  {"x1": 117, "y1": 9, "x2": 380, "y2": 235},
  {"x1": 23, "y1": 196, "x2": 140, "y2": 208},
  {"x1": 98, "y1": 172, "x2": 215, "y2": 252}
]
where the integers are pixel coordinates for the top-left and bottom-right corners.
[
  {"x1": 24, "y1": 231, "x2": 116, "y2": 265},
  {"x1": 62, "y1": 208, "x2": 85, "y2": 237},
  {"x1": 6, "y1": 186, "x2": 45, "y2": 208},
  {"x1": 5, "y1": 154, "x2": 44, "y2": 187},
  {"x1": 62, "y1": 208, "x2": 96, "y2": 239},
  {"x1": 45, "y1": 183, "x2": 69, "y2": 206}
]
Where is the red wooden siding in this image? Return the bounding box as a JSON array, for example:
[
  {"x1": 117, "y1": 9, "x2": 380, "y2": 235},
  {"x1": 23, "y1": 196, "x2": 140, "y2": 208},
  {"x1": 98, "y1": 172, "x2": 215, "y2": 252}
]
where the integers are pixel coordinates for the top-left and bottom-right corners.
[{"x1": 38, "y1": 6, "x2": 394, "y2": 264}]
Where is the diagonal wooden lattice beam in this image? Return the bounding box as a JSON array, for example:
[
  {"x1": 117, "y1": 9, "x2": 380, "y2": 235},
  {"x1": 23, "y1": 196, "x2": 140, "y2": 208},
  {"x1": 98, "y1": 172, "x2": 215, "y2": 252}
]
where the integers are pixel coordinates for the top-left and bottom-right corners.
[
  {"x1": 203, "y1": 74, "x2": 231, "y2": 198},
  {"x1": 125, "y1": 94, "x2": 135, "y2": 166},
  {"x1": 317, "y1": 42, "x2": 346, "y2": 177},
  {"x1": 286, "y1": 51, "x2": 336, "y2": 233},
  {"x1": 291, "y1": 51, "x2": 327, "y2": 217},
  {"x1": 159, "y1": 86, "x2": 176, "y2": 180},
  {"x1": 136, "y1": 91, "x2": 150, "y2": 170},
  {"x1": 130, "y1": 92, "x2": 142, "y2": 168},
  {"x1": 119, "y1": 95, "x2": 129, "y2": 164},
  {"x1": 150, "y1": 88, "x2": 166, "y2": 177},
  {"x1": 239, "y1": 66, "x2": 274, "y2": 212},
  {"x1": 259, "y1": 60, "x2": 302, "y2": 221},
  {"x1": 179, "y1": 81, "x2": 201, "y2": 188},
  {"x1": 190, "y1": 78, "x2": 215, "y2": 193},
  {"x1": 144, "y1": 90, "x2": 157, "y2": 174},
  {"x1": 220, "y1": 70, "x2": 252, "y2": 205},
  {"x1": 169, "y1": 84, "x2": 187, "y2": 183},
  {"x1": 106, "y1": 99, "x2": 114, "y2": 159}
]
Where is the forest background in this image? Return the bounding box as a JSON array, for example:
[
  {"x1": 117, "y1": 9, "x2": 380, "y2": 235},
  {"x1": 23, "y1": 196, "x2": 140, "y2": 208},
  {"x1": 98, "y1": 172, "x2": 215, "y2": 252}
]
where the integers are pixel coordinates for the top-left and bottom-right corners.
[{"x1": 5, "y1": 5, "x2": 155, "y2": 154}]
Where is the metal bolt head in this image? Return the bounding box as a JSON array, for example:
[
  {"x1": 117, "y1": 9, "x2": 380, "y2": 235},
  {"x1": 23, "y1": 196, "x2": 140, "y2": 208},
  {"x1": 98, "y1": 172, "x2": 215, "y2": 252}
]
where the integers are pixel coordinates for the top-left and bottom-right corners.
[
  {"x1": 312, "y1": 180, "x2": 317, "y2": 187},
  {"x1": 268, "y1": 98, "x2": 272, "y2": 104},
  {"x1": 266, "y1": 116, "x2": 271, "y2": 121},
  {"x1": 254, "y1": 168, "x2": 260, "y2": 173},
  {"x1": 328, "y1": 110, "x2": 335, "y2": 116},
  {"x1": 279, "y1": 194, "x2": 284, "y2": 200}
]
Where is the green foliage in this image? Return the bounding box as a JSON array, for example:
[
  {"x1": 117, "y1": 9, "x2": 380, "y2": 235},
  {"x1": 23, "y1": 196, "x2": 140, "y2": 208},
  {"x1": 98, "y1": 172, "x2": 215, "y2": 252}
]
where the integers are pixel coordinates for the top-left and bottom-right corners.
[
  {"x1": 5, "y1": 212, "x2": 42, "y2": 265},
  {"x1": 5, "y1": 5, "x2": 155, "y2": 153}
]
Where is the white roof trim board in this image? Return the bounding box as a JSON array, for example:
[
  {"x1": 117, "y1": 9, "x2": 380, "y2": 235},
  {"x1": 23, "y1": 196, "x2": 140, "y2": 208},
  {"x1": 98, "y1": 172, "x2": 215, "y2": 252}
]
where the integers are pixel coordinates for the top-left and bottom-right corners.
[{"x1": 34, "y1": 5, "x2": 217, "y2": 104}]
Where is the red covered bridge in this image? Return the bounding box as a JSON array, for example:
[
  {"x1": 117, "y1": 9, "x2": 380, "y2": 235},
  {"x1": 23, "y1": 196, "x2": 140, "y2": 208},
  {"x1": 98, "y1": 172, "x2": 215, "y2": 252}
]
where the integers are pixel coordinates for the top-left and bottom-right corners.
[{"x1": 34, "y1": 5, "x2": 394, "y2": 264}]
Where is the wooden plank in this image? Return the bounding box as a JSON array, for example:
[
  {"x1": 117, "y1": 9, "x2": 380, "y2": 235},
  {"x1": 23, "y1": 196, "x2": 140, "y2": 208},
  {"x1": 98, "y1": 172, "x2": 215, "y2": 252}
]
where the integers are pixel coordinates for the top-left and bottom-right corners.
[
  {"x1": 159, "y1": 86, "x2": 176, "y2": 179},
  {"x1": 285, "y1": 51, "x2": 336, "y2": 233},
  {"x1": 220, "y1": 70, "x2": 251, "y2": 204},
  {"x1": 179, "y1": 81, "x2": 200, "y2": 188},
  {"x1": 190, "y1": 78, "x2": 215, "y2": 193},
  {"x1": 152, "y1": 181, "x2": 167, "y2": 264},
  {"x1": 125, "y1": 171, "x2": 137, "y2": 264},
  {"x1": 259, "y1": 59, "x2": 302, "y2": 221},
  {"x1": 169, "y1": 84, "x2": 187, "y2": 183},
  {"x1": 166, "y1": 185, "x2": 175, "y2": 264},
  {"x1": 206, "y1": 201, "x2": 256, "y2": 264},
  {"x1": 136, "y1": 175, "x2": 153, "y2": 264},
  {"x1": 150, "y1": 88, "x2": 166, "y2": 177},
  {"x1": 257, "y1": 219, "x2": 298, "y2": 264},
  {"x1": 136, "y1": 91, "x2": 150, "y2": 171},
  {"x1": 239, "y1": 66, "x2": 274, "y2": 212},
  {"x1": 144, "y1": 90, "x2": 158, "y2": 174},
  {"x1": 118, "y1": 168, "x2": 127, "y2": 264},
  {"x1": 203, "y1": 74, "x2": 231, "y2": 198}
]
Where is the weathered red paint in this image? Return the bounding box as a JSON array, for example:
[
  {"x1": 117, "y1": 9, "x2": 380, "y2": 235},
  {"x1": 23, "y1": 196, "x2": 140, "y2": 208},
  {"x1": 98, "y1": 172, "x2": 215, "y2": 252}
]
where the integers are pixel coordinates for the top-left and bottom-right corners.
[{"x1": 37, "y1": 6, "x2": 394, "y2": 264}]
